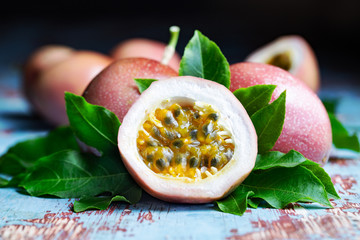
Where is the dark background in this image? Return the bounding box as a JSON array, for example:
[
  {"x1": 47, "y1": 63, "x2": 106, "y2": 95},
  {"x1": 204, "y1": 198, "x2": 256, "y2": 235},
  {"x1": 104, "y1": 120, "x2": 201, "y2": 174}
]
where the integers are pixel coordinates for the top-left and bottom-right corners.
[{"x1": 1, "y1": 0, "x2": 360, "y2": 86}]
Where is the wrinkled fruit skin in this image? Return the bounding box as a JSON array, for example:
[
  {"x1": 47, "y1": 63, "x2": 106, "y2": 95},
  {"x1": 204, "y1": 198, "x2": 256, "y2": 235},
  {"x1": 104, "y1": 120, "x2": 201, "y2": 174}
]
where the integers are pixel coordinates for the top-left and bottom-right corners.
[
  {"x1": 110, "y1": 38, "x2": 181, "y2": 71},
  {"x1": 118, "y1": 76, "x2": 257, "y2": 203},
  {"x1": 83, "y1": 58, "x2": 178, "y2": 122},
  {"x1": 245, "y1": 35, "x2": 320, "y2": 92},
  {"x1": 230, "y1": 62, "x2": 332, "y2": 165},
  {"x1": 28, "y1": 51, "x2": 112, "y2": 126}
]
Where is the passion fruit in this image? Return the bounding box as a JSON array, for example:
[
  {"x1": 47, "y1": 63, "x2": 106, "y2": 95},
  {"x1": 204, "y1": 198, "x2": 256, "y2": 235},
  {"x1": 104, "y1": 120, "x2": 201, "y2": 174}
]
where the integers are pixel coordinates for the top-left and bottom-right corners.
[
  {"x1": 118, "y1": 76, "x2": 257, "y2": 203},
  {"x1": 244, "y1": 35, "x2": 320, "y2": 92},
  {"x1": 83, "y1": 58, "x2": 178, "y2": 122},
  {"x1": 230, "y1": 62, "x2": 332, "y2": 165},
  {"x1": 110, "y1": 38, "x2": 181, "y2": 71}
]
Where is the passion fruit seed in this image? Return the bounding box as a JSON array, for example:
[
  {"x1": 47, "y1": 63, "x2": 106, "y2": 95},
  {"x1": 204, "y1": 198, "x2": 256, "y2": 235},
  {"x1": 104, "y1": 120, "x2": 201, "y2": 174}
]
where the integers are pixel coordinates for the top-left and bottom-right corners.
[
  {"x1": 211, "y1": 157, "x2": 220, "y2": 167},
  {"x1": 137, "y1": 102, "x2": 235, "y2": 179},
  {"x1": 202, "y1": 121, "x2": 214, "y2": 136},
  {"x1": 147, "y1": 154, "x2": 154, "y2": 162},
  {"x1": 193, "y1": 112, "x2": 200, "y2": 119},
  {"x1": 173, "y1": 106, "x2": 182, "y2": 117},
  {"x1": 208, "y1": 112, "x2": 219, "y2": 121},
  {"x1": 147, "y1": 140, "x2": 158, "y2": 147},
  {"x1": 172, "y1": 139, "x2": 184, "y2": 148},
  {"x1": 156, "y1": 158, "x2": 166, "y2": 171},
  {"x1": 173, "y1": 154, "x2": 185, "y2": 165},
  {"x1": 152, "y1": 126, "x2": 161, "y2": 137},
  {"x1": 189, "y1": 157, "x2": 199, "y2": 168},
  {"x1": 189, "y1": 129, "x2": 198, "y2": 139}
]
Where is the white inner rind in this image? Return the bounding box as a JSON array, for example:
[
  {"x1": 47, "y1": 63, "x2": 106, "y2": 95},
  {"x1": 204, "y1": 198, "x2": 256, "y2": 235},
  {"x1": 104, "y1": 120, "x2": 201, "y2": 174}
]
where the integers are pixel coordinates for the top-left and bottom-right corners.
[
  {"x1": 118, "y1": 76, "x2": 257, "y2": 202},
  {"x1": 245, "y1": 36, "x2": 304, "y2": 75}
]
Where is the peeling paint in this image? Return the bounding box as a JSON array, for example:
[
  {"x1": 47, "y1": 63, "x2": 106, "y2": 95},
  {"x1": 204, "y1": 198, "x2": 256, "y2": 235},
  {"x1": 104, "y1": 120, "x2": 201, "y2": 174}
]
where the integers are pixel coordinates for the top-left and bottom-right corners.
[
  {"x1": 332, "y1": 174, "x2": 358, "y2": 195},
  {"x1": 0, "y1": 213, "x2": 88, "y2": 240},
  {"x1": 116, "y1": 205, "x2": 132, "y2": 225},
  {"x1": 137, "y1": 210, "x2": 154, "y2": 223},
  {"x1": 229, "y1": 213, "x2": 358, "y2": 240}
]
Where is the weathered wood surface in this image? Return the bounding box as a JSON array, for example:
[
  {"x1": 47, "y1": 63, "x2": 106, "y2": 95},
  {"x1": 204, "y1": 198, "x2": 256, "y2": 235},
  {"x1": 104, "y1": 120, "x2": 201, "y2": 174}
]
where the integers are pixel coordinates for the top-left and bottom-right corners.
[{"x1": 0, "y1": 68, "x2": 359, "y2": 240}]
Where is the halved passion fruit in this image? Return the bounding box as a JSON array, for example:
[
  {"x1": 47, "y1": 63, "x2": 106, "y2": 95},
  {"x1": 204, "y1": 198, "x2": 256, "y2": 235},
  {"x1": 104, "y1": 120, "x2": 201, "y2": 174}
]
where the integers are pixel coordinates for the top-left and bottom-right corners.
[{"x1": 118, "y1": 76, "x2": 257, "y2": 203}]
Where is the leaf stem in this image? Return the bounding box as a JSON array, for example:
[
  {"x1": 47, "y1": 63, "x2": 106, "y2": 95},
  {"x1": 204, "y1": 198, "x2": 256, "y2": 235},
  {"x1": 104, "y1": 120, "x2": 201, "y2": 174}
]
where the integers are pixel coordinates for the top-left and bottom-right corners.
[{"x1": 161, "y1": 26, "x2": 180, "y2": 66}]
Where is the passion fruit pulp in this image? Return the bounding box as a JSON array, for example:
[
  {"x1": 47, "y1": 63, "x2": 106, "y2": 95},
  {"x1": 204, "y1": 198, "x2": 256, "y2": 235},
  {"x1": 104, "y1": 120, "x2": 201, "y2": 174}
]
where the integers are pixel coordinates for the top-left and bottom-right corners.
[
  {"x1": 118, "y1": 76, "x2": 257, "y2": 203},
  {"x1": 137, "y1": 102, "x2": 235, "y2": 180}
]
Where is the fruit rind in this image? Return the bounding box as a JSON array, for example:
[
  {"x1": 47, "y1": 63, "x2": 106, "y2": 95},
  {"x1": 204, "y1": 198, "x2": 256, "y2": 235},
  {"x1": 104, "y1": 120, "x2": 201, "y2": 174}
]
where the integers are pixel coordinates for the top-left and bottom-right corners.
[{"x1": 118, "y1": 76, "x2": 257, "y2": 203}]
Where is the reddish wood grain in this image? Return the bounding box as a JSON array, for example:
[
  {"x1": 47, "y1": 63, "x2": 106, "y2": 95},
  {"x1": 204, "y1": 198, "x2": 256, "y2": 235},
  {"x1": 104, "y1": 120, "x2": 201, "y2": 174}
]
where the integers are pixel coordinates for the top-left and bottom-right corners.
[{"x1": 0, "y1": 213, "x2": 88, "y2": 240}]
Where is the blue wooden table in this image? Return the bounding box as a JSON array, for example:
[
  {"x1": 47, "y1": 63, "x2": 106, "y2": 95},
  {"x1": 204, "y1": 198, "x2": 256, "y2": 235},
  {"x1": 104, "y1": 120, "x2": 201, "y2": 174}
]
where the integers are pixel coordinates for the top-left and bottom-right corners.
[{"x1": 0, "y1": 64, "x2": 360, "y2": 240}]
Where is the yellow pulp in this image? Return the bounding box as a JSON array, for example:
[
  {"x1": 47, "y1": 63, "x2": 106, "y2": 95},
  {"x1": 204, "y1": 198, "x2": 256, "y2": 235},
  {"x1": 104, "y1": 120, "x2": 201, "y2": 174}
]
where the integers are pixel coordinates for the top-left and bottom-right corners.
[
  {"x1": 136, "y1": 102, "x2": 234, "y2": 180},
  {"x1": 267, "y1": 51, "x2": 292, "y2": 71}
]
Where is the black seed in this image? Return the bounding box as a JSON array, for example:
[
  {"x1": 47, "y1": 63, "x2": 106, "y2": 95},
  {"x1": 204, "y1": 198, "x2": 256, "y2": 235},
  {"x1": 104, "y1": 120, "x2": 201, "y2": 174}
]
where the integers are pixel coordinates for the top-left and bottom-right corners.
[
  {"x1": 208, "y1": 113, "x2": 219, "y2": 121},
  {"x1": 201, "y1": 156, "x2": 209, "y2": 167},
  {"x1": 152, "y1": 127, "x2": 161, "y2": 137},
  {"x1": 172, "y1": 139, "x2": 184, "y2": 148},
  {"x1": 189, "y1": 157, "x2": 199, "y2": 168},
  {"x1": 165, "y1": 130, "x2": 175, "y2": 140},
  {"x1": 174, "y1": 154, "x2": 184, "y2": 165},
  {"x1": 211, "y1": 157, "x2": 220, "y2": 167},
  {"x1": 147, "y1": 141, "x2": 157, "y2": 147},
  {"x1": 174, "y1": 108, "x2": 181, "y2": 117},
  {"x1": 164, "y1": 116, "x2": 172, "y2": 125},
  {"x1": 189, "y1": 129, "x2": 198, "y2": 139},
  {"x1": 156, "y1": 158, "x2": 166, "y2": 171},
  {"x1": 202, "y1": 122, "x2": 213, "y2": 136},
  {"x1": 146, "y1": 154, "x2": 154, "y2": 162},
  {"x1": 193, "y1": 112, "x2": 200, "y2": 119},
  {"x1": 164, "y1": 112, "x2": 178, "y2": 127}
]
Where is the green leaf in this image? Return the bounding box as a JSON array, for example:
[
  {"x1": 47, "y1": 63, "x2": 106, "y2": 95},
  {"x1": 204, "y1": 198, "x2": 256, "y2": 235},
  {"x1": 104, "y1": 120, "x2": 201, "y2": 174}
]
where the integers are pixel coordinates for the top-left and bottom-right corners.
[
  {"x1": 254, "y1": 150, "x2": 339, "y2": 200},
  {"x1": 215, "y1": 188, "x2": 254, "y2": 216},
  {"x1": 251, "y1": 91, "x2": 286, "y2": 154},
  {"x1": 65, "y1": 92, "x2": 121, "y2": 155},
  {"x1": 19, "y1": 150, "x2": 141, "y2": 200},
  {"x1": 45, "y1": 126, "x2": 81, "y2": 153},
  {"x1": 322, "y1": 98, "x2": 339, "y2": 114},
  {"x1": 241, "y1": 166, "x2": 332, "y2": 209},
  {"x1": 73, "y1": 183, "x2": 142, "y2": 212},
  {"x1": 73, "y1": 195, "x2": 130, "y2": 213},
  {"x1": 179, "y1": 30, "x2": 230, "y2": 88},
  {"x1": 254, "y1": 150, "x2": 316, "y2": 170},
  {"x1": 233, "y1": 85, "x2": 277, "y2": 116},
  {"x1": 247, "y1": 198, "x2": 262, "y2": 209},
  {"x1": 0, "y1": 126, "x2": 79, "y2": 176},
  {"x1": 134, "y1": 79, "x2": 158, "y2": 93},
  {"x1": 217, "y1": 149, "x2": 338, "y2": 215},
  {"x1": 0, "y1": 176, "x2": 9, "y2": 187},
  {"x1": 328, "y1": 112, "x2": 360, "y2": 152},
  {"x1": 302, "y1": 164, "x2": 340, "y2": 199},
  {"x1": 5, "y1": 173, "x2": 28, "y2": 188}
]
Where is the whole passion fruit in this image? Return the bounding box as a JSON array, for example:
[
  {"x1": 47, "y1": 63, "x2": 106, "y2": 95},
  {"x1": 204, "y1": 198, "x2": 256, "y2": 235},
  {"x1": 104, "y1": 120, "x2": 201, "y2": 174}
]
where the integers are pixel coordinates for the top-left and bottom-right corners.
[
  {"x1": 83, "y1": 58, "x2": 178, "y2": 123},
  {"x1": 118, "y1": 76, "x2": 257, "y2": 203},
  {"x1": 230, "y1": 62, "x2": 332, "y2": 165}
]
